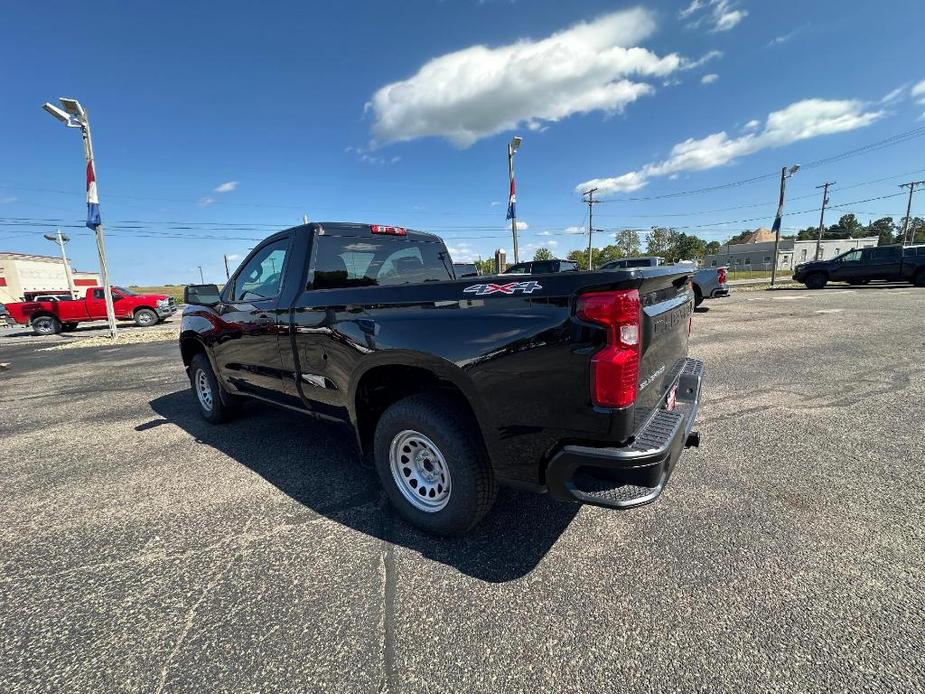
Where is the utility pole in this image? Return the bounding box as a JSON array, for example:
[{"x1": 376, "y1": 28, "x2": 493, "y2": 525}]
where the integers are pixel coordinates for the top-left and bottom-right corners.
[
  {"x1": 771, "y1": 164, "x2": 799, "y2": 286},
  {"x1": 899, "y1": 180, "x2": 925, "y2": 245},
  {"x1": 814, "y1": 181, "x2": 835, "y2": 261},
  {"x1": 44, "y1": 229, "x2": 75, "y2": 297},
  {"x1": 582, "y1": 187, "x2": 599, "y2": 270},
  {"x1": 198, "y1": 265, "x2": 204, "y2": 283},
  {"x1": 303, "y1": 214, "x2": 309, "y2": 225},
  {"x1": 506, "y1": 136, "x2": 523, "y2": 263},
  {"x1": 223, "y1": 255, "x2": 231, "y2": 280},
  {"x1": 42, "y1": 98, "x2": 118, "y2": 338}
]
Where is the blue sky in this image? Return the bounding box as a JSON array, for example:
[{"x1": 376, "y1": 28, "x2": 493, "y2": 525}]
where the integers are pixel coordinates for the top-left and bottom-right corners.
[{"x1": 2, "y1": 0, "x2": 924, "y2": 284}]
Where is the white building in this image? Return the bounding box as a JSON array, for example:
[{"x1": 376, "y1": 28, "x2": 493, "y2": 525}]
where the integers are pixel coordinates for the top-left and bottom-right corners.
[
  {"x1": 702, "y1": 237, "x2": 879, "y2": 271},
  {"x1": 0, "y1": 252, "x2": 100, "y2": 304}
]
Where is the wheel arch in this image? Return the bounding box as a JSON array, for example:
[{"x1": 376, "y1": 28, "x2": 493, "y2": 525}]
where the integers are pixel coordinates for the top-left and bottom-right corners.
[{"x1": 350, "y1": 356, "x2": 490, "y2": 460}]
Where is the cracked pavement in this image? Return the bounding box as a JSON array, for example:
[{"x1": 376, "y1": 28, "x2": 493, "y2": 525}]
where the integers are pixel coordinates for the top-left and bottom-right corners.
[{"x1": 1, "y1": 285, "x2": 923, "y2": 692}]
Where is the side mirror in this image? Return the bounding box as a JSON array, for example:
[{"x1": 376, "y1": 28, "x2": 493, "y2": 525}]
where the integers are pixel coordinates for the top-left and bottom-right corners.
[{"x1": 184, "y1": 284, "x2": 222, "y2": 306}]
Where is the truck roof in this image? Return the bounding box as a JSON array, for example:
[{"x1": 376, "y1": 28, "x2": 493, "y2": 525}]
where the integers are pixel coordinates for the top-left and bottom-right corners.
[{"x1": 284, "y1": 222, "x2": 442, "y2": 243}]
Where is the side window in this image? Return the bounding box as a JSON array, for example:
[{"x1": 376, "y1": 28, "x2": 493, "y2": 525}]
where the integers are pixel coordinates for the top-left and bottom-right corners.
[
  {"x1": 842, "y1": 250, "x2": 862, "y2": 263},
  {"x1": 92, "y1": 289, "x2": 104, "y2": 299},
  {"x1": 232, "y1": 238, "x2": 288, "y2": 301}
]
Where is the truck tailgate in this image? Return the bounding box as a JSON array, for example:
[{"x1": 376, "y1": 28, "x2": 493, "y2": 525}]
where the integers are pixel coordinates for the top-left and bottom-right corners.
[{"x1": 635, "y1": 272, "x2": 694, "y2": 427}]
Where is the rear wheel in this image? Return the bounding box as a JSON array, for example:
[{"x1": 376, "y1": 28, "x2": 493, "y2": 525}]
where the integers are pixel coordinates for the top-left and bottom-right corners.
[
  {"x1": 804, "y1": 273, "x2": 827, "y2": 290},
  {"x1": 373, "y1": 393, "x2": 497, "y2": 536},
  {"x1": 134, "y1": 308, "x2": 158, "y2": 327},
  {"x1": 32, "y1": 315, "x2": 61, "y2": 336},
  {"x1": 189, "y1": 353, "x2": 237, "y2": 423}
]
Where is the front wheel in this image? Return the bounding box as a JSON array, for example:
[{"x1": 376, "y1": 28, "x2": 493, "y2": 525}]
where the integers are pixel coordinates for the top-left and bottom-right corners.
[
  {"x1": 373, "y1": 393, "x2": 497, "y2": 536},
  {"x1": 32, "y1": 315, "x2": 61, "y2": 336},
  {"x1": 804, "y1": 273, "x2": 827, "y2": 290},
  {"x1": 134, "y1": 308, "x2": 158, "y2": 327},
  {"x1": 189, "y1": 353, "x2": 237, "y2": 423}
]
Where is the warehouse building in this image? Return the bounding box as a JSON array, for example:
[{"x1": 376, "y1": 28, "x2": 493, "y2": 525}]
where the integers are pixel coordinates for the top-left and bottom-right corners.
[
  {"x1": 702, "y1": 236, "x2": 879, "y2": 271},
  {"x1": 0, "y1": 252, "x2": 100, "y2": 304}
]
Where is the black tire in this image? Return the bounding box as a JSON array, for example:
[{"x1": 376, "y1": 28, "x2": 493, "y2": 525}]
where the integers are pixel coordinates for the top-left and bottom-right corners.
[
  {"x1": 912, "y1": 270, "x2": 925, "y2": 288},
  {"x1": 373, "y1": 393, "x2": 497, "y2": 536},
  {"x1": 61, "y1": 322, "x2": 78, "y2": 332},
  {"x1": 804, "y1": 273, "x2": 827, "y2": 290},
  {"x1": 693, "y1": 286, "x2": 703, "y2": 307},
  {"x1": 32, "y1": 315, "x2": 61, "y2": 336},
  {"x1": 189, "y1": 353, "x2": 237, "y2": 423},
  {"x1": 134, "y1": 308, "x2": 158, "y2": 327}
]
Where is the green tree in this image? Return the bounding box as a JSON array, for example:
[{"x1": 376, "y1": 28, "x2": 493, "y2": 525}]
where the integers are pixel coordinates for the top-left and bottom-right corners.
[
  {"x1": 566, "y1": 247, "x2": 606, "y2": 270},
  {"x1": 705, "y1": 241, "x2": 722, "y2": 255},
  {"x1": 897, "y1": 217, "x2": 925, "y2": 244},
  {"x1": 597, "y1": 244, "x2": 624, "y2": 266},
  {"x1": 867, "y1": 217, "x2": 896, "y2": 246},
  {"x1": 474, "y1": 258, "x2": 496, "y2": 275},
  {"x1": 646, "y1": 227, "x2": 674, "y2": 258},
  {"x1": 614, "y1": 229, "x2": 641, "y2": 257},
  {"x1": 671, "y1": 233, "x2": 707, "y2": 262},
  {"x1": 533, "y1": 247, "x2": 554, "y2": 261},
  {"x1": 825, "y1": 213, "x2": 863, "y2": 239}
]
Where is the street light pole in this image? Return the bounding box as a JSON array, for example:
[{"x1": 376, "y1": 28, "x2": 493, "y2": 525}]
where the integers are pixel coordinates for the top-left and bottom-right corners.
[
  {"x1": 770, "y1": 164, "x2": 799, "y2": 287},
  {"x1": 507, "y1": 136, "x2": 522, "y2": 264},
  {"x1": 43, "y1": 98, "x2": 118, "y2": 338},
  {"x1": 899, "y1": 180, "x2": 925, "y2": 245},
  {"x1": 44, "y1": 229, "x2": 75, "y2": 297}
]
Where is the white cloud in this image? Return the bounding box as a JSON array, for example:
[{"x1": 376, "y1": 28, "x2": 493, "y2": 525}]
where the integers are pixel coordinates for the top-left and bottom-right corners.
[
  {"x1": 880, "y1": 85, "x2": 906, "y2": 105},
  {"x1": 446, "y1": 243, "x2": 478, "y2": 262},
  {"x1": 912, "y1": 80, "x2": 925, "y2": 106},
  {"x1": 198, "y1": 196, "x2": 215, "y2": 206},
  {"x1": 0, "y1": 196, "x2": 16, "y2": 204},
  {"x1": 681, "y1": 0, "x2": 748, "y2": 33},
  {"x1": 367, "y1": 8, "x2": 704, "y2": 147},
  {"x1": 538, "y1": 230, "x2": 553, "y2": 236},
  {"x1": 213, "y1": 181, "x2": 238, "y2": 193},
  {"x1": 490, "y1": 201, "x2": 502, "y2": 207},
  {"x1": 743, "y1": 119, "x2": 761, "y2": 131},
  {"x1": 565, "y1": 226, "x2": 586, "y2": 234},
  {"x1": 701, "y1": 73, "x2": 719, "y2": 85},
  {"x1": 226, "y1": 254, "x2": 241, "y2": 261},
  {"x1": 515, "y1": 220, "x2": 529, "y2": 230},
  {"x1": 576, "y1": 97, "x2": 885, "y2": 196}
]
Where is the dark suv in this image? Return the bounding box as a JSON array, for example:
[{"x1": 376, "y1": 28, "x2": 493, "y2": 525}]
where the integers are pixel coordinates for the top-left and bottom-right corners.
[{"x1": 793, "y1": 244, "x2": 925, "y2": 288}]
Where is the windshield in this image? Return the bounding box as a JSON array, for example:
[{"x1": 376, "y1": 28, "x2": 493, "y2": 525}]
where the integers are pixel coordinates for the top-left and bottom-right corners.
[{"x1": 113, "y1": 286, "x2": 138, "y2": 296}]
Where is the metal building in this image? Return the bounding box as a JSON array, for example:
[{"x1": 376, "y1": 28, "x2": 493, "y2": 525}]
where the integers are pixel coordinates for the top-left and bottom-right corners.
[{"x1": 703, "y1": 237, "x2": 879, "y2": 271}]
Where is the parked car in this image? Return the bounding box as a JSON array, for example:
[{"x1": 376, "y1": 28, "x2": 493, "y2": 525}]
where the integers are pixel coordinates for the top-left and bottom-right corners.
[
  {"x1": 793, "y1": 244, "x2": 925, "y2": 289},
  {"x1": 600, "y1": 258, "x2": 728, "y2": 307},
  {"x1": 452, "y1": 262, "x2": 480, "y2": 278},
  {"x1": 502, "y1": 259, "x2": 580, "y2": 275},
  {"x1": 0, "y1": 303, "x2": 11, "y2": 328},
  {"x1": 4, "y1": 286, "x2": 177, "y2": 335},
  {"x1": 180, "y1": 222, "x2": 703, "y2": 535}
]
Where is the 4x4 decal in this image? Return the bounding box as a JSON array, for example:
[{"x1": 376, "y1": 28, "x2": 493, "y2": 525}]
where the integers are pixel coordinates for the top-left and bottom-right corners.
[{"x1": 463, "y1": 281, "x2": 543, "y2": 296}]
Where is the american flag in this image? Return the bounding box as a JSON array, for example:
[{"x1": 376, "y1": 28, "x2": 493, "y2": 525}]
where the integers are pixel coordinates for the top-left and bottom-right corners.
[{"x1": 86, "y1": 161, "x2": 101, "y2": 229}]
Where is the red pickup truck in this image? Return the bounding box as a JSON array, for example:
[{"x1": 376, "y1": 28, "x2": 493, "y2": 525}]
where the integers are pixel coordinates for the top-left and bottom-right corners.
[{"x1": 5, "y1": 286, "x2": 177, "y2": 335}]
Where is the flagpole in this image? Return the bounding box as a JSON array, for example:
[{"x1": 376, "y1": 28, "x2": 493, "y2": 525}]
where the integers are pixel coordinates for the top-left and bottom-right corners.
[
  {"x1": 508, "y1": 143, "x2": 519, "y2": 264},
  {"x1": 80, "y1": 114, "x2": 118, "y2": 338}
]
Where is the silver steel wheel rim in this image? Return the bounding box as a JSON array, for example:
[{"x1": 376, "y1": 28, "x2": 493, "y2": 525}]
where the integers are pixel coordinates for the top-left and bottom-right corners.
[
  {"x1": 35, "y1": 318, "x2": 52, "y2": 333},
  {"x1": 389, "y1": 430, "x2": 451, "y2": 512},
  {"x1": 138, "y1": 311, "x2": 155, "y2": 325},
  {"x1": 195, "y1": 369, "x2": 213, "y2": 412}
]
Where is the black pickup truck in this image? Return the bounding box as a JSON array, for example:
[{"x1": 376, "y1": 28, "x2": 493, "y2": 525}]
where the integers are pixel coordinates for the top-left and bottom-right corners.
[
  {"x1": 793, "y1": 244, "x2": 925, "y2": 289},
  {"x1": 180, "y1": 222, "x2": 703, "y2": 535}
]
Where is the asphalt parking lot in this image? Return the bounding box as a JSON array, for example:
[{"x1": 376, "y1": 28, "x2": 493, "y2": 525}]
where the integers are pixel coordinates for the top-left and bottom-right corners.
[{"x1": 1, "y1": 285, "x2": 923, "y2": 693}]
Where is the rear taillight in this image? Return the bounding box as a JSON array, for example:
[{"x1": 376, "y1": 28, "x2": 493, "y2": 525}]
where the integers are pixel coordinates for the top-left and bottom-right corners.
[
  {"x1": 718, "y1": 267, "x2": 727, "y2": 284},
  {"x1": 370, "y1": 224, "x2": 407, "y2": 236},
  {"x1": 576, "y1": 289, "x2": 642, "y2": 409}
]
